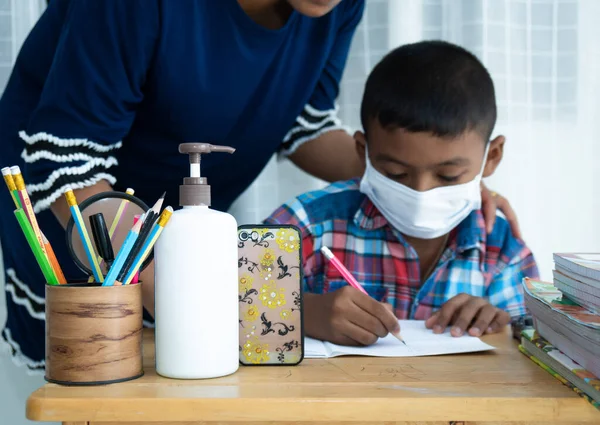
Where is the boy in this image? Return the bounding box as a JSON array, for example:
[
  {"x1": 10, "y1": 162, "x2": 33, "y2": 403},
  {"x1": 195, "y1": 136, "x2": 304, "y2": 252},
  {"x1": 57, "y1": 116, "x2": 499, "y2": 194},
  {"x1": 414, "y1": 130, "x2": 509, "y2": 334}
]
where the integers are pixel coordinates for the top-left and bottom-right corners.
[{"x1": 265, "y1": 40, "x2": 539, "y2": 346}]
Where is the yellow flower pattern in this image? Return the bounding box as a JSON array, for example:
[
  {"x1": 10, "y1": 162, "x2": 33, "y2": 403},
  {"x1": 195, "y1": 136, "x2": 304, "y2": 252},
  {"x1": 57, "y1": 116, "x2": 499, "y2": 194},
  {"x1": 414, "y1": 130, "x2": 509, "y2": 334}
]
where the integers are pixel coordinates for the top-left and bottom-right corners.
[
  {"x1": 239, "y1": 274, "x2": 254, "y2": 293},
  {"x1": 259, "y1": 266, "x2": 274, "y2": 282},
  {"x1": 252, "y1": 228, "x2": 269, "y2": 237},
  {"x1": 238, "y1": 227, "x2": 301, "y2": 365},
  {"x1": 260, "y1": 248, "x2": 276, "y2": 267},
  {"x1": 243, "y1": 306, "x2": 259, "y2": 322},
  {"x1": 260, "y1": 281, "x2": 286, "y2": 309},
  {"x1": 275, "y1": 228, "x2": 299, "y2": 253},
  {"x1": 242, "y1": 337, "x2": 270, "y2": 364}
]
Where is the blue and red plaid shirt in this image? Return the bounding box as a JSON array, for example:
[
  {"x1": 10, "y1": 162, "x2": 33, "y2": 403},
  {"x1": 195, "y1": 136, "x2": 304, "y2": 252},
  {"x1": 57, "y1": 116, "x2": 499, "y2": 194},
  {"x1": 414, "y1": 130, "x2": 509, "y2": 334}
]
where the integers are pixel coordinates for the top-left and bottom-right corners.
[{"x1": 265, "y1": 179, "x2": 539, "y2": 319}]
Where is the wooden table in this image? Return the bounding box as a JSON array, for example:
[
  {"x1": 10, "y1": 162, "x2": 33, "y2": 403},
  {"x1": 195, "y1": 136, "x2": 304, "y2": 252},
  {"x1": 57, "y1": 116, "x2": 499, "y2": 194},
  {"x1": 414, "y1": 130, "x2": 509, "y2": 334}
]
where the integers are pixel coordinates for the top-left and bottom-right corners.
[{"x1": 27, "y1": 328, "x2": 599, "y2": 425}]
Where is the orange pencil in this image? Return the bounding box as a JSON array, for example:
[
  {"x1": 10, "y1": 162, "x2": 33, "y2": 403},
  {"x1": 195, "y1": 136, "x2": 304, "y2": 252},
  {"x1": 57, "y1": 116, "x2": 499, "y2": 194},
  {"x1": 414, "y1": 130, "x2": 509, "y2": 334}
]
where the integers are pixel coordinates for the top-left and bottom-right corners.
[{"x1": 42, "y1": 233, "x2": 67, "y2": 284}]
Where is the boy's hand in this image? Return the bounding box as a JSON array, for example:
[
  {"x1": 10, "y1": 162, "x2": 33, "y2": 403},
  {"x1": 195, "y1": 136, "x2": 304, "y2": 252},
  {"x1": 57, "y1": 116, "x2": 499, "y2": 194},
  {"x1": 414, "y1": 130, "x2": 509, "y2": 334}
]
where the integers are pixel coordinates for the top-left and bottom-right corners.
[
  {"x1": 425, "y1": 294, "x2": 510, "y2": 337},
  {"x1": 304, "y1": 287, "x2": 400, "y2": 346}
]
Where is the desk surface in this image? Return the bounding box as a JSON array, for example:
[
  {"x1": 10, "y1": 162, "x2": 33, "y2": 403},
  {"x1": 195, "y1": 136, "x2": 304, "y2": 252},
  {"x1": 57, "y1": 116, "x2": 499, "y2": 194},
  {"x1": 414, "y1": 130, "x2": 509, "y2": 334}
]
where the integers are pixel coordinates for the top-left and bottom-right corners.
[{"x1": 27, "y1": 328, "x2": 599, "y2": 424}]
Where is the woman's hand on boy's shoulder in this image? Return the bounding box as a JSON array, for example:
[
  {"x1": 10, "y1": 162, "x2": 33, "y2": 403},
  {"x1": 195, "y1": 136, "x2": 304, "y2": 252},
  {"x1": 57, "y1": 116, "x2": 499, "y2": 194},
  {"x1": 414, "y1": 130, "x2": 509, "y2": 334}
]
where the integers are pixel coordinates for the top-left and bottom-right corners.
[
  {"x1": 480, "y1": 183, "x2": 522, "y2": 239},
  {"x1": 424, "y1": 293, "x2": 511, "y2": 338},
  {"x1": 304, "y1": 288, "x2": 400, "y2": 346}
]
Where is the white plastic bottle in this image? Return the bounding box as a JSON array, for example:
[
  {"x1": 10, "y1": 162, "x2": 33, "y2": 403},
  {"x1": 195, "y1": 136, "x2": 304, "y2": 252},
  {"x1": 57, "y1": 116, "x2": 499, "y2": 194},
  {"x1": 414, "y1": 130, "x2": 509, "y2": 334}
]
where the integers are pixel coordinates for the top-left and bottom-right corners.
[{"x1": 154, "y1": 143, "x2": 239, "y2": 379}]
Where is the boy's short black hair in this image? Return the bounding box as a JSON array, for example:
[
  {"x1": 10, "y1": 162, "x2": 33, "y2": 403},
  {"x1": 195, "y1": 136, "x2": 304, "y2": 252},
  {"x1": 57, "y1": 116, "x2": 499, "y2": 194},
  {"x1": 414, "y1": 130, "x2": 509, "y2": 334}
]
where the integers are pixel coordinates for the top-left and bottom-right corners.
[{"x1": 361, "y1": 40, "x2": 496, "y2": 141}]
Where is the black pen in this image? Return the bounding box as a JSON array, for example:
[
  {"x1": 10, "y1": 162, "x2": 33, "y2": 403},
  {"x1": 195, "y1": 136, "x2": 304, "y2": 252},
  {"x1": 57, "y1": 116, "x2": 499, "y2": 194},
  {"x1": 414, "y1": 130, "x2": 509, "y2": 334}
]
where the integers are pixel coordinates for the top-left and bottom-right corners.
[{"x1": 89, "y1": 213, "x2": 115, "y2": 270}]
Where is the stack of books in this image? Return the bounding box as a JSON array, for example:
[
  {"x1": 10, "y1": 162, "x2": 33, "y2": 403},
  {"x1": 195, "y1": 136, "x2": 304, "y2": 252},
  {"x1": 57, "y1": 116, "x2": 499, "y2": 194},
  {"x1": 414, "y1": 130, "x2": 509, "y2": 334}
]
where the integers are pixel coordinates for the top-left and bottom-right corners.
[
  {"x1": 553, "y1": 253, "x2": 600, "y2": 313},
  {"x1": 521, "y1": 254, "x2": 600, "y2": 409}
]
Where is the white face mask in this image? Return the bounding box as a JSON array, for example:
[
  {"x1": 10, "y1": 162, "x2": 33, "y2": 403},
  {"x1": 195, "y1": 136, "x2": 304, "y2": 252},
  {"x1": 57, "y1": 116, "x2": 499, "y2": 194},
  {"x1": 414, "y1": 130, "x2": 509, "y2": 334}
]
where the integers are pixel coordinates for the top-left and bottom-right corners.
[{"x1": 359, "y1": 144, "x2": 489, "y2": 240}]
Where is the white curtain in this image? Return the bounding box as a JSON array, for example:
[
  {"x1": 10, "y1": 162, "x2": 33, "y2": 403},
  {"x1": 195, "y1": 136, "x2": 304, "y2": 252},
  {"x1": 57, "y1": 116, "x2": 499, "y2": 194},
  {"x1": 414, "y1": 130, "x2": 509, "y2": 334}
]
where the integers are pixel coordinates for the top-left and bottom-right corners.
[
  {"x1": 231, "y1": 0, "x2": 600, "y2": 280},
  {"x1": 0, "y1": 0, "x2": 45, "y2": 92}
]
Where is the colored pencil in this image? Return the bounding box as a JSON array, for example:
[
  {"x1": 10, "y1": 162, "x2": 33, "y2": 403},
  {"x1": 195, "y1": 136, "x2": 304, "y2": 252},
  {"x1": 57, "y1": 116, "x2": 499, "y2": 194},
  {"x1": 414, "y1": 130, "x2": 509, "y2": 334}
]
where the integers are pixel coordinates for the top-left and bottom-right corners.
[
  {"x1": 108, "y1": 188, "x2": 135, "y2": 241},
  {"x1": 121, "y1": 206, "x2": 173, "y2": 286},
  {"x1": 2, "y1": 167, "x2": 21, "y2": 208},
  {"x1": 42, "y1": 232, "x2": 67, "y2": 284},
  {"x1": 64, "y1": 188, "x2": 104, "y2": 283},
  {"x1": 320, "y1": 246, "x2": 368, "y2": 295},
  {"x1": 151, "y1": 192, "x2": 166, "y2": 215},
  {"x1": 11, "y1": 166, "x2": 48, "y2": 260},
  {"x1": 103, "y1": 218, "x2": 143, "y2": 286},
  {"x1": 5, "y1": 167, "x2": 66, "y2": 283},
  {"x1": 116, "y1": 192, "x2": 165, "y2": 283},
  {"x1": 320, "y1": 246, "x2": 406, "y2": 345},
  {"x1": 116, "y1": 210, "x2": 155, "y2": 283},
  {"x1": 131, "y1": 214, "x2": 142, "y2": 283},
  {"x1": 14, "y1": 208, "x2": 59, "y2": 285}
]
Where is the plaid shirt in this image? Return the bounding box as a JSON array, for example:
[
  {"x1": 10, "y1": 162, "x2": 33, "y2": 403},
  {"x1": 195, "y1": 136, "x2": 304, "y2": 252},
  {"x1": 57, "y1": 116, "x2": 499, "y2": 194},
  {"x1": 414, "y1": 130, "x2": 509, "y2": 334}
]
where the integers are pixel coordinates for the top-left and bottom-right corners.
[{"x1": 265, "y1": 180, "x2": 539, "y2": 319}]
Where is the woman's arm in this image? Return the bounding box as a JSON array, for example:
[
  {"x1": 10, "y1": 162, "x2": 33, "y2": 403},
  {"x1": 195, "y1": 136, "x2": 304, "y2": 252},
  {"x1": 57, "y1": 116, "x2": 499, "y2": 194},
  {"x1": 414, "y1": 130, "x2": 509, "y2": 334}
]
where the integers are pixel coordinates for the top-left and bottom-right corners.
[
  {"x1": 288, "y1": 129, "x2": 362, "y2": 181},
  {"x1": 50, "y1": 181, "x2": 113, "y2": 228},
  {"x1": 20, "y1": 0, "x2": 159, "y2": 314}
]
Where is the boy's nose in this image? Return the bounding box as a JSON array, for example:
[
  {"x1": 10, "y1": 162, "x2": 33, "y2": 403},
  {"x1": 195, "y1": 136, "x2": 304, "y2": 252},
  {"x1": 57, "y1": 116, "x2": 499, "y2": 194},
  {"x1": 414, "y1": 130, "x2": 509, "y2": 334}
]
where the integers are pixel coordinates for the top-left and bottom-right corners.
[{"x1": 407, "y1": 175, "x2": 437, "y2": 192}]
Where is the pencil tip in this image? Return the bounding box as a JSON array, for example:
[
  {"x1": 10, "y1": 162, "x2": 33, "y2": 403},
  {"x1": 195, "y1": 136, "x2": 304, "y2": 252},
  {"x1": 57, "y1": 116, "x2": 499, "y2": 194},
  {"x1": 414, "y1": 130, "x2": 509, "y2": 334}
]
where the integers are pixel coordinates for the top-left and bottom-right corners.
[{"x1": 160, "y1": 191, "x2": 166, "y2": 199}]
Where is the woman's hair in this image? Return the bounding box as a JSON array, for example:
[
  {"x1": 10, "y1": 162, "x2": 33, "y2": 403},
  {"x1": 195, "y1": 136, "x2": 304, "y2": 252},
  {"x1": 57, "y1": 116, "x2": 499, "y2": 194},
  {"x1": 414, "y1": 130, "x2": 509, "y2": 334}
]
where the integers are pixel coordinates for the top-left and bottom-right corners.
[{"x1": 361, "y1": 40, "x2": 497, "y2": 141}]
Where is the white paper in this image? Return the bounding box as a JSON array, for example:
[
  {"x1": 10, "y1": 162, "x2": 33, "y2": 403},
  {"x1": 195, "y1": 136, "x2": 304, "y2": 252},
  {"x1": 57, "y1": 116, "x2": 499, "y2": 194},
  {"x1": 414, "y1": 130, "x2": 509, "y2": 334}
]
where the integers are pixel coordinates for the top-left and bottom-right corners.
[
  {"x1": 304, "y1": 320, "x2": 495, "y2": 358},
  {"x1": 304, "y1": 336, "x2": 329, "y2": 358}
]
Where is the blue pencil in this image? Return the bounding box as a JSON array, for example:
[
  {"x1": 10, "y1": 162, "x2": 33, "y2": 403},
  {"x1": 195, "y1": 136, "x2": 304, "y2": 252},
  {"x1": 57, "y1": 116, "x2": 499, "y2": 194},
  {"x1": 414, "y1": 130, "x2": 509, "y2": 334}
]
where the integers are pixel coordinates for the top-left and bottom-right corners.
[
  {"x1": 121, "y1": 207, "x2": 173, "y2": 285},
  {"x1": 64, "y1": 188, "x2": 104, "y2": 283},
  {"x1": 103, "y1": 217, "x2": 143, "y2": 286}
]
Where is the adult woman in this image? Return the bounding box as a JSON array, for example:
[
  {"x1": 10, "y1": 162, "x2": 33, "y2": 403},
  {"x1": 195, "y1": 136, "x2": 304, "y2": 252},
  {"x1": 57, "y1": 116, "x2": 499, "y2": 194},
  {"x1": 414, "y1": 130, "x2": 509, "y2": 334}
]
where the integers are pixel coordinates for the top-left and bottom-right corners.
[{"x1": 0, "y1": 0, "x2": 518, "y2": 372}]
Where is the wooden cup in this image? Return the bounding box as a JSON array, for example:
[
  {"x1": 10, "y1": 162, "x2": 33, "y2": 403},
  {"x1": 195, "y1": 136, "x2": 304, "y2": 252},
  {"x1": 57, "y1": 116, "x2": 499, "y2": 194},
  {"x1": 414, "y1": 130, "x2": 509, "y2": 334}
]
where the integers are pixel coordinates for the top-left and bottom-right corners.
[{"x1": 45, "y1": 282, "x2": 144, "y2": 385}]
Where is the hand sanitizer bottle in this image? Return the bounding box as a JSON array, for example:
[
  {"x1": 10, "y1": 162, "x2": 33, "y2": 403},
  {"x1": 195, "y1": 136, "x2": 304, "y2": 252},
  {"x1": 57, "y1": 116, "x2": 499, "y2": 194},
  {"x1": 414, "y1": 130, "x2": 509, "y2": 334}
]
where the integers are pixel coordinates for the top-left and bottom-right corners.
[{"x1": 154, "y1": 143, "x2": 239, "y2": 379}]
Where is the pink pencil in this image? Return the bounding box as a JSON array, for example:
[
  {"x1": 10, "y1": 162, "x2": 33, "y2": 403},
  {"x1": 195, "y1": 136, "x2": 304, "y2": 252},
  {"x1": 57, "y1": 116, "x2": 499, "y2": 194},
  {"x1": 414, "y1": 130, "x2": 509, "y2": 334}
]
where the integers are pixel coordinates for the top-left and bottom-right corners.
[
  {"x1": 320, "y1": 245, "x2": 406, "y2": 345},
  {"x1": 320, "y1": 246, "x2": 368, "y2": 295},
  {"x1": 132, "y1": 214, "x2": 141, "y2": 284}
]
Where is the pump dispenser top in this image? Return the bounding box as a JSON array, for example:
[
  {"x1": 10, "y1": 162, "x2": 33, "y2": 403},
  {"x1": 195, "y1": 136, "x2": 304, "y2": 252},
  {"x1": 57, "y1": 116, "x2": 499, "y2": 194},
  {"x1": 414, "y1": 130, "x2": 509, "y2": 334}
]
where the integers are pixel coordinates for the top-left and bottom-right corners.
[{"x1": 178, "y1": 143, "x2": 235, "y2": 207}]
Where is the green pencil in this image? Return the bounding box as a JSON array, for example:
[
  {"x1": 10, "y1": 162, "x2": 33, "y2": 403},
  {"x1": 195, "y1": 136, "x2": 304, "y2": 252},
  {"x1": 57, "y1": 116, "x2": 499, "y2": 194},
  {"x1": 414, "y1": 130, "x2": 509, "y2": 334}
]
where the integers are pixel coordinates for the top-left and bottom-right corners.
[{"x1": 14, "y1": 208, "x2": 59, "y2": 285}]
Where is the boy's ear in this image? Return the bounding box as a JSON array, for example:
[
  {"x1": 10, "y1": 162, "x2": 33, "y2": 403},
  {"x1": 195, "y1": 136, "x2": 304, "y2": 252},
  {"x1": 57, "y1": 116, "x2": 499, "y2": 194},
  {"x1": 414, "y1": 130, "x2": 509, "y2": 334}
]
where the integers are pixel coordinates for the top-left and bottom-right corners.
[
  {"x1": 483, "y1": 135, "x2": 505, "y2": 178},
  {"x1": 355, "y1": 130, "x2": 367, "y2": 169}
]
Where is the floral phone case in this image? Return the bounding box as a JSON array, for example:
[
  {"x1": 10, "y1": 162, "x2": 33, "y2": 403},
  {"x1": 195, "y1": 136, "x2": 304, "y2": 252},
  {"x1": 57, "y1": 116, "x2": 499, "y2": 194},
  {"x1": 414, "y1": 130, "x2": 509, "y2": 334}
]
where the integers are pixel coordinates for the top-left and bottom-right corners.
[{"x1": 237, "y1": 225, "x2": 303, "y2": 366}]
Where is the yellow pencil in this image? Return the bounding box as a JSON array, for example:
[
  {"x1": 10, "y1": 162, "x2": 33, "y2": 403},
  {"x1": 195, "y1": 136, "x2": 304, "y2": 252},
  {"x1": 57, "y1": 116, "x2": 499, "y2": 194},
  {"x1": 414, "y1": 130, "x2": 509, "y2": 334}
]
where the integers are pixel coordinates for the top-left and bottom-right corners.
[
  {"x1": 1, "y1": 167, "x2": 21, "y2": 208},
  {"x1": 109, "y1": 188, "x2": 135, "y2": 240},
  {"x1": 11, "y1": 166, "x2": 48, "y2": 260}
]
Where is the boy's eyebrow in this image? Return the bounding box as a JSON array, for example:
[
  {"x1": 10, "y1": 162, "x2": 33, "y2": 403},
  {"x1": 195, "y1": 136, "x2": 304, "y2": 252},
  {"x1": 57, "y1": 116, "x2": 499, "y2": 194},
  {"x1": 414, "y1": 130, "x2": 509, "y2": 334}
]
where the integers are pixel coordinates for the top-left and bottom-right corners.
[
  {"x1": 436, "y1": 157, "x2": 471, "y2": 166},
  {"x1": 377, "y1": 154, "x2": 470, "y2": 167}
]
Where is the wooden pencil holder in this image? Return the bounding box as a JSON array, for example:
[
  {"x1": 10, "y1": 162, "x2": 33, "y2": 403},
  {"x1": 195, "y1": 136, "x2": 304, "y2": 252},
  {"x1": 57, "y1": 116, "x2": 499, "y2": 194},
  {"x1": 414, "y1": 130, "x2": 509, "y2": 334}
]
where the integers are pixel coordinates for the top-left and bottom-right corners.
[{"x1": 45, "y1": 282, "x2": 144, "y2": 386}]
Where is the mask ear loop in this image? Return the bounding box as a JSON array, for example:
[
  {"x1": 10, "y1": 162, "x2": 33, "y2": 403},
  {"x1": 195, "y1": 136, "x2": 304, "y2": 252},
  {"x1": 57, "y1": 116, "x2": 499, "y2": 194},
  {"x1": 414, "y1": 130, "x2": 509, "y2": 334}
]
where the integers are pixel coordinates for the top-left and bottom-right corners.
[{"x1": 477, "y1": 142, "x2": 492, "y2": 179}]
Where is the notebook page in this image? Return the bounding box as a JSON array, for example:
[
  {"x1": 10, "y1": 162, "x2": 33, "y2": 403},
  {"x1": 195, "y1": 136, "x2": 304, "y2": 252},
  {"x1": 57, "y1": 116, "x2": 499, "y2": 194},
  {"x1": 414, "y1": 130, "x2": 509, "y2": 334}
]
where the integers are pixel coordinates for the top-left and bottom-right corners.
[
  {"x1": 323, "y1": 320, "x2": 494, "y2": 358},
  {"x1": 304, "y1": 337, "x2": 329, "y2": 358}
]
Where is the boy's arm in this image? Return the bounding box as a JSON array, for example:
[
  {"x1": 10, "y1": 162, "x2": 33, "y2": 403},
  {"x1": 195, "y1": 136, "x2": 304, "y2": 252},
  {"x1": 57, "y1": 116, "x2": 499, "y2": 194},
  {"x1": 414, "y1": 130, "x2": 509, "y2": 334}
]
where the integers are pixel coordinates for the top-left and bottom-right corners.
[
  {"x1": 425, "y1": 245, "x2": 539, "y2": 337},
  {"x1": 487, "y1": 249, "x2": 539, "y2": 318},
  {"x1": 264, "y1": 200, "x2": 400, "y2": 345}
]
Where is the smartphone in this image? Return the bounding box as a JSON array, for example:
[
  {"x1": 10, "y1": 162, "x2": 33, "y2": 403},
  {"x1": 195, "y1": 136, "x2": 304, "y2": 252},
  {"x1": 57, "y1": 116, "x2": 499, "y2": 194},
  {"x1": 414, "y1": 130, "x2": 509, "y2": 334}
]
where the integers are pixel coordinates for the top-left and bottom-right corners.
[{"x1": 237, "y1": 224, "x2": 304, "y2": 366}]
